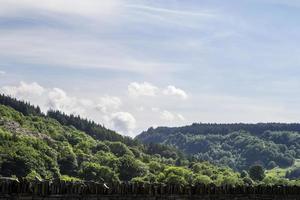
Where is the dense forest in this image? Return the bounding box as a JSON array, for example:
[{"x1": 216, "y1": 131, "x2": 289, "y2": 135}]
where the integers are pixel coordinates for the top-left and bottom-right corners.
[
  {"x1": 0, "y1": 94, "x2": 299, "y2": 186},
  {"x1": 137, "y1": 124, "x2": 300, "y2": 174}
]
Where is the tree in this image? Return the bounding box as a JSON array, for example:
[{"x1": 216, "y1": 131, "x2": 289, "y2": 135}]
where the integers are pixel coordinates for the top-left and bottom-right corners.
[
  {"x1": 80, "y1": 162, "x2": 119, "y2": 183},
  {"x1": 163, "y1": 166, "x2": 193, "y2": 185},
  {"x1": 118, "y1": 155, "x2": 147, "y2": 181},
  {"x1": 249, "y1": 165, "x2": 265, "y2": 181},
  {"x1": 58, "y1": 144, "x2": 78, "y2": 176},
  {"x1": 106, "y1": 142, "x2": 134, "y2": 157},
  {"x1": 194, "y1": 175, "x2": 212, "y2": 185},
  {"x1": 241, "y1": 170, "x2": 248, "y2": 178}
]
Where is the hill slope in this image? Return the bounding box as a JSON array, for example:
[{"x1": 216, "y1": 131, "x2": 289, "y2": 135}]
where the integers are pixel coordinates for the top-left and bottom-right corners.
[
  {"x1": 0, "y1": 95, "x2": 299, "y2": 186},
  {"x1": 137, "y1": 124, "x2": 300, "y2": 171},
  {"x1": 0, "y1": 96, "x2": 245, "y2": 186}
]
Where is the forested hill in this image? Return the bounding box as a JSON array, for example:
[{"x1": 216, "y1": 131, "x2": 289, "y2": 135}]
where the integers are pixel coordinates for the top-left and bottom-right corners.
[
  {"x1": 0, "y1": 94, "x2": 136, "y2": 146},
  {"x1": 0, "y1": 94, "x2": 299, "y2": 185},
  {"x1": 0, "y1": 94, "x2": 247, "y2": 186},
  {"x1": 136, "y1": 124, "x2": 300, "y2": 171},
  {"x1": 137, "y1": 123, "x2": 300, "y2": 142}
]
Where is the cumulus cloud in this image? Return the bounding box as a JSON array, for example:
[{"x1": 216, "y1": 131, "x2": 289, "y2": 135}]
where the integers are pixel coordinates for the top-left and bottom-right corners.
[
  {"x1": 0, "y1": 81, "x2": 45, "y2": 97},
  {"x1": 0, "y1": 81, "x2": 138, "y2": 135},
  {"x1": 0, "y1": 81, "x2": 189, "y2": 136},
  {"x1": 47, "y1": 88, "x2": 87, "y2": 115},
  {"x1": 95, "y1": 96, "x2": 122, "y2": 113},
  {"x1": 128, "y1": 82, "x2": 188, "y2": 100},
  {"x1": 110, "y1": 112, "x2": 136, "y2": 136},
  {"x1": 163, "y1": 85, "x2": 188, "y2": 100},
  {"x1": 128, "y1": 82, "x2": 158, "y2": 97},
  {"x1": 157, "y1": 109, "x2": 185, "y2": 122}
]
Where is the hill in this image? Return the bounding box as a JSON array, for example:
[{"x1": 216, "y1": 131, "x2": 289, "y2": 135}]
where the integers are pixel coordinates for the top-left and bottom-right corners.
[
  {"x1": 0, "y1": 95, "x2": 299, "y2": 186},
  {"x1": 136, "y1": 123, "x2": 300, "y2": 172},
  {"x1": 0, "y1": 95, "x2": 247, "y2": 186}
]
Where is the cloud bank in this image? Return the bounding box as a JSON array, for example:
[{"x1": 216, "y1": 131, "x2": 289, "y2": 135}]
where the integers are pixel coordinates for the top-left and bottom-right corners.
[
  {"x1": 0, "y1": 81, "x2": 137, "y2": 136},
  {"x1": 0, "y1": 81, "x2": 188, "y2": 136}
]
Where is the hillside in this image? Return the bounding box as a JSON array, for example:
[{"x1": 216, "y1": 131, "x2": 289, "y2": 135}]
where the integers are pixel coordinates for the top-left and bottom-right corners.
[
  {"x1": 0, "y1": 95, "x2": 299, "y2": 186},
  {"x1": 0, "y1": 95, "x2": 247, "y2": 186},
  {"x1": 137, "y1": 124, "x2": 300, "y2": 172}
]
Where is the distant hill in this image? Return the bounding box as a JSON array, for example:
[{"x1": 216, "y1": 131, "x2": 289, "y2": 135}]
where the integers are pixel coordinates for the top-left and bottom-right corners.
[{"x1": 136, "y1": 123, "x2": 300, "y2": 171}]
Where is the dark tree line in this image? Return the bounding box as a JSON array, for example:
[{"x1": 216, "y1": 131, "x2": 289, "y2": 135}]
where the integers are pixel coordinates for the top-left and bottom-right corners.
[
  {"x1": 138, "y1": 123, "x2": 300, "y2": 143},
  {"x1": 47, "y1": 110, "x2": 139, "y2": 146},
  {"x1": 0, "y1": 94, "x2": 43, "y2": 116}
]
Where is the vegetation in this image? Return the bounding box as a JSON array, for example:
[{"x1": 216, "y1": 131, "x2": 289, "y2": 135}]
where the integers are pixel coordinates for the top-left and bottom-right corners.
[
  {"x1": 137, "y1": 124, "x2": 300, "y2": 172},
  {"x1": 0, "y1": 95, "x2": 299, "y2": 186}
]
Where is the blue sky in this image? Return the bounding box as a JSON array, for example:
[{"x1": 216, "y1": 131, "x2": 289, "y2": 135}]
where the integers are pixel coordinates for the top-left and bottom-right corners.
[{"x1": 1, "y1": 0, "x2": 300, "y2": 136}]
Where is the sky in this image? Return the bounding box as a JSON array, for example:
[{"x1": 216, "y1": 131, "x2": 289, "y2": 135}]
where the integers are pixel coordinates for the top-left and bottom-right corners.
[{"x1": 1, "y1": 0, "x2": 300, "y2": 137}]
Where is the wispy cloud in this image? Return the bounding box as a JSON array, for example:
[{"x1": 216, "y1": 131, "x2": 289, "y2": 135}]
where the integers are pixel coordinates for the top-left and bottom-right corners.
[
  {"x1": 0, "y1": 0, "x2": 121, "y2": 18},
  {"x1": 126, "y1": 4, "x2": 216, "y2": 17}
]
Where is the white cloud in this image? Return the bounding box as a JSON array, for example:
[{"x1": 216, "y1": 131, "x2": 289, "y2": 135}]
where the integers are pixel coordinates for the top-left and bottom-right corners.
[
  {"x1": 47, "y1": 88, "x2": 87, "y2": 115},
  {"x1": 177, "y1": 114, "x2": 185, "y2": 121},
  {"x1": 95, "y1": 96, "x2": 122, "y2": 113},
  {"x1": 160, "y1": 110, "x2": 185, "y2": 122},
  {"x1": 47, "y1": 88, "x2": 70, "y2": 110},
  {"x1": 128, "y1": 82, "x2": 158, "y2": 97},
  {"x1": 128, "y1": 82, "x2": 188, "y2": 100},
  {"x1": 163, "y1": 85, "x2": 188, "y2": 100},
  {"x1": 0, "y1": 81, "x2": 189, "y2": 136},
  {"x1": 110, "y1": 112, "x2": 136, "y2": 136},
  {"x1": 0, "y1": 81, "x2": 139, "y2": 136},
  {"x1": 0, "y1": 70, "x2": 6, "y2": 76},
  {"x1": 0, "y1": 81, "x2": 45, "y2": 97}
]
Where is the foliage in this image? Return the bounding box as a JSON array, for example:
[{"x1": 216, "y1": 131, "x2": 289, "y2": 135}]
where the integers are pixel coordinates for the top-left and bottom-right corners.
[
  {"x1": 249, "y1": 165, "x2": 265, "y2": 181},
  {"x1": 0, "y1": 95, "x2": 298, "y2": 186},
  {"x1": 119, "y1": 155, "x2": 148, "y2": 181},
  {"x1": 47, "y1": 110, "x2": 138, "y2": 146},
  {"x1": 79, "y1": 162, "x2": 120, "y2": 183},
  {"x1": 0, "y1": 94, "x2": 43, "y2": 117},
  {"x1": 137, "y1": 126, "x2": 300, "y2": 171}
]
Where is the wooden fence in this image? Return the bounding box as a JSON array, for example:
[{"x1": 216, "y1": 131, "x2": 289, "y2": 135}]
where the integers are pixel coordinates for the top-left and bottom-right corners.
[{"x1": 0, "y1": 179, "x2": 299, "y2": 199}]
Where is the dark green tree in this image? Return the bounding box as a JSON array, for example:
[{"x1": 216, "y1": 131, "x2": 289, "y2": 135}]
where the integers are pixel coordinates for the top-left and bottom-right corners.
[
  {"x1": 249, "y1": 165, "x2": 265, "y2": 181},
  {"x1": 118, "y1": 155, "x2": 147, "y2": 181}
]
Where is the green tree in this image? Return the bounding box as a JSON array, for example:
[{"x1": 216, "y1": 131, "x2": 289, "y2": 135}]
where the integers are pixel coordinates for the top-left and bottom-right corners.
[
  {"x1": 80, "y1": 162, "x2": 119, "y2": 183},
  {"x1": 106, "y1": 142, "x2": 134, "y2": 157},
  {"x1": 118, "y1": 155, "x2": 147, "y2": 181},
  {"x1": 58, "y1": 143, "x2": 78, "y2": 175},
  {"x1": 249, "y1": 165, "x2": 265, "y2": 181},
  {"x1": 194, "y1": 175, "x2": 212, "y2": 185}
]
